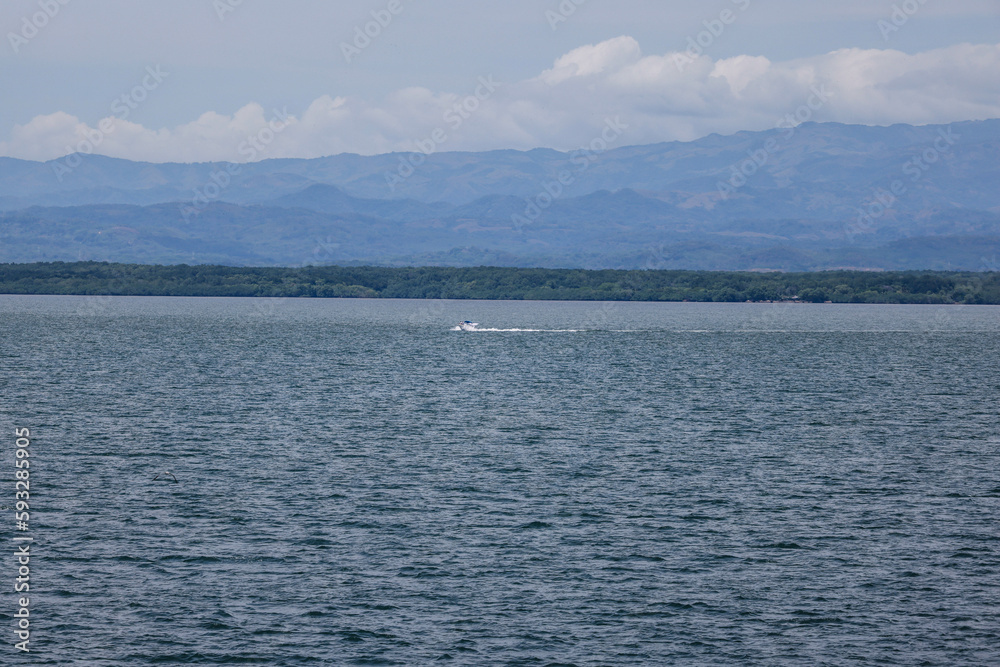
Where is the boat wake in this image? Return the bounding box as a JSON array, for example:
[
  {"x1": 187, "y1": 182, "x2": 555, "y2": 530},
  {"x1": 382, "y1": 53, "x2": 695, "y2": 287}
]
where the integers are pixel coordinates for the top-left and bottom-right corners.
[
  {"x1": 452, "y1": 326, "x2": 583, "y2": 332},
  {"x1": 453, "y1": 321, "x2": 588, "y2": 332},
  {"x1": 452, "y1": 321, "x2": 641, "y2": 333}
]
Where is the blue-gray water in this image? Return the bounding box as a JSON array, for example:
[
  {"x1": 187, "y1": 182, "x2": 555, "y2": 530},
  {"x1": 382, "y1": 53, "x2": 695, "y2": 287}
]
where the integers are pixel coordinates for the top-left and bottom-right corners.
[{"x1": 2, "y1": 296, "x2": 999, "y2": 666}]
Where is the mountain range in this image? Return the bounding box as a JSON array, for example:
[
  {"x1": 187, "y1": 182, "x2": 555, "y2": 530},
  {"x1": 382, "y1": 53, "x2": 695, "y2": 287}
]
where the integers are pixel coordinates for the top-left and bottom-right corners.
[{"x1": 2, "y1": 119, "x2": 999, "y2": 271}]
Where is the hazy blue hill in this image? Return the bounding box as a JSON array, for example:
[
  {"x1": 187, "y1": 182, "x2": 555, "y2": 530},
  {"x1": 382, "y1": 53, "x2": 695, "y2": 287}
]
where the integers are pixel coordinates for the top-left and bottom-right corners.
[
  {"x1": 1, "y1": 119, "x2": 999, "y2": 269},
  {"x1": 446, "y1": 189, "x2": 694, "y2": 229},
  {"x1": 268, "y1": 183, "x2": 451, "y2": 221},
  {"x1": 3, "y1": 198, "x2": 997, "y2": 270},
  {"x1": 553, "y1": 189, "x2": 687, "y2": 222},
  {"x1": 449, "y1": 194, "x2": 525, "y2": 220},
  {"x1": 5, "y1": 119, "x2": 998, "y2": 206}
]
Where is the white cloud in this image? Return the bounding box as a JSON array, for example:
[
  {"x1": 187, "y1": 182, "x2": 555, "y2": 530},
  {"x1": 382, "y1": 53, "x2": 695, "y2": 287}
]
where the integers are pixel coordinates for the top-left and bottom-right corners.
[
  {"x1": 540, "y1": 36, "x2": 643, "y2": 85},
  {"x1": 3, "y1": 38, "x2": 1000, "y2": 163}
]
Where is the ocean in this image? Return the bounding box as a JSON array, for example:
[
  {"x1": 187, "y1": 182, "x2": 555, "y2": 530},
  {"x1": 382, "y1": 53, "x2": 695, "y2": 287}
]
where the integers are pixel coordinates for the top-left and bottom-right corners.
[{"x1": 2, "y1": 296, "x2": 999, "y2": 665}]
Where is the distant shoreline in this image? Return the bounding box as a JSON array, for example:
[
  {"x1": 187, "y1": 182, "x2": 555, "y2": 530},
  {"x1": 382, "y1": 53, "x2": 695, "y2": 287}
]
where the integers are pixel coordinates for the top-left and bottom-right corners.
[{"x1": 1, "y1": 262, "x2": 998, "y2": 305}]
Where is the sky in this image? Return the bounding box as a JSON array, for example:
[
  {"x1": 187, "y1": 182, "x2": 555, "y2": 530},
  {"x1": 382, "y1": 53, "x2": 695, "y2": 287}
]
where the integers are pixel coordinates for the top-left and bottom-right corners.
[{"x1": 1, "y1": 0, "x2": 999, "y2": 163}]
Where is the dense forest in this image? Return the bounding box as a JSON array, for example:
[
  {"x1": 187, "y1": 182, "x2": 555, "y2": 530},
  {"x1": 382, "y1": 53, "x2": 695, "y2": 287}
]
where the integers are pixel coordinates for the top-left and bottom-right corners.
[{"x1": 1, "y1": 262, "x2": 999, "y2": 304}]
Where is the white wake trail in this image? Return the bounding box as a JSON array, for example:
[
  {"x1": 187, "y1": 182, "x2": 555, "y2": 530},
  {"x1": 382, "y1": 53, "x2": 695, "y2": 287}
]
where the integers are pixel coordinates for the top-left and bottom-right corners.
[{"x1": 452, "y1": 326, "x2": 582, "y2": 332}]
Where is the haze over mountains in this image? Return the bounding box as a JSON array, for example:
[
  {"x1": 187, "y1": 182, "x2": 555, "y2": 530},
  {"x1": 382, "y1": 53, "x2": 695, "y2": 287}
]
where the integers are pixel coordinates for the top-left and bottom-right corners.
[{"x1": 2, "y1": 119, "x2": 999, "y2": 271}]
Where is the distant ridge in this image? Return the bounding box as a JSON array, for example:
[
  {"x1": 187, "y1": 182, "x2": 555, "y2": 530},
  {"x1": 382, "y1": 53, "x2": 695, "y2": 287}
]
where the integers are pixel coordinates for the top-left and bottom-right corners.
[{"x1": 0, "y1": 120, "x2": 998, "y2": 270}]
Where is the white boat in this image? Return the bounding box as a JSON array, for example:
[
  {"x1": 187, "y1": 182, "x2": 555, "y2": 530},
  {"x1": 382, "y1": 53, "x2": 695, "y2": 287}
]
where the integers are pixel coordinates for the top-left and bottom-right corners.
[{"x1": 457, "y1": 321, "x2": 479, "y2": 331}]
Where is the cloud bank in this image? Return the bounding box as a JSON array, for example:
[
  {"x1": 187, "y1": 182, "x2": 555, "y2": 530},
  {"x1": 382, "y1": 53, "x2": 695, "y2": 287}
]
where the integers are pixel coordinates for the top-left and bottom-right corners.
[{"x1": 3, "y1": 37, "x2": 1000, "y2": 163}]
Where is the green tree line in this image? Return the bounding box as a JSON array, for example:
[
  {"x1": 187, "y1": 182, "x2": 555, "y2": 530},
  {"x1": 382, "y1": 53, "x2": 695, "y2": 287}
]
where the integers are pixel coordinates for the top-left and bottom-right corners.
[{"x1": 1, "y1": 262, "x2": 998, "y2": 304}]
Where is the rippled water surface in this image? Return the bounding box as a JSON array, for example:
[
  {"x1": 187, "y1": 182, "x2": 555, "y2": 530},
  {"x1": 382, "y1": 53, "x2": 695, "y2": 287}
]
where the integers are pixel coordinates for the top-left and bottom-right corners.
[{"x1": 2, "y1": 296, "x2": 999, "y2": 665}]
